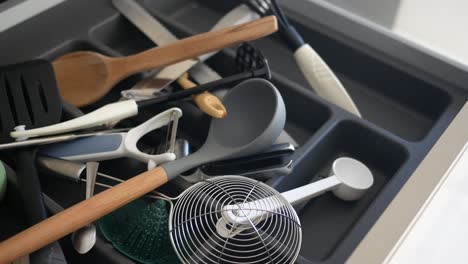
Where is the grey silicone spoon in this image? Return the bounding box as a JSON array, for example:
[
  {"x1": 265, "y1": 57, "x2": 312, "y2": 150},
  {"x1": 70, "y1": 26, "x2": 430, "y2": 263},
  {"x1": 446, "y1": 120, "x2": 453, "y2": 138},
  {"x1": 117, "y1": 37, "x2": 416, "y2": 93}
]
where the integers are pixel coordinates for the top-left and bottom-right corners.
[
  {"x1": 0, "y1": 78, "x2": 286, "y2": 262},
  {"x1": 71, "y1": 162, "x2": 98, "y2": 254},
  {"x1": 163, "y1": 78, "x2": 286, "y2": 176}
]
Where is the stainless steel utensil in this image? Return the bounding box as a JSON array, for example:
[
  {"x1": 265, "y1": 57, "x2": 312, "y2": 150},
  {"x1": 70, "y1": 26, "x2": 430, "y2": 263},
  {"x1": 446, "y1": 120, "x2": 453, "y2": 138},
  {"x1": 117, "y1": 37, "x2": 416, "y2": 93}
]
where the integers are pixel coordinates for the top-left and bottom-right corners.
[
  {"x1": 71, "y1": 162, "x2": 98, "y2": 254},
  {"x1": 37, "y1": 156, "x2": 86, "y2": 181},
  {"x1": 115, "y1": 1, "x2": 258, "y2": 99},
  {"x1": 36, "y1": 157, "x2": 162, "y2": 200},
  {"x1": 99, "y1": 175, "x2": 301, "y2": 264},
  {"x1": 169, "y1": 176, "x2": 301, "y2": 264}
]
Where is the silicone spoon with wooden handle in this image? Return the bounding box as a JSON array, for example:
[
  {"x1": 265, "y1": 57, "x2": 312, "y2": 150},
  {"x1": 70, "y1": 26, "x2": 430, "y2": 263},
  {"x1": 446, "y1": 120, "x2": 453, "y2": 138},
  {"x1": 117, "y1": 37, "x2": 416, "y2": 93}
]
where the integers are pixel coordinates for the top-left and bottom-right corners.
[
  {"x1": 53, "y1": 16, "x2": 278, "y2": 107},
  {"x1": 177, "y1": 73, "x2": 227, "y2": 118}
]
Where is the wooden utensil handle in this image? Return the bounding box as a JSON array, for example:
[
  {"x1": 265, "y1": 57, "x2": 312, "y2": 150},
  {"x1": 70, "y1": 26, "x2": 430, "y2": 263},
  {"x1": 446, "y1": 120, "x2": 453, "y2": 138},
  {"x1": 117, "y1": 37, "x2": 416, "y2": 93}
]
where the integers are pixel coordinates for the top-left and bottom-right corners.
[
  {"x1": 0, "y1": 167, "x2": 169, "y2": 263},
  {"x1": 177, "y1": 73, "x2": 227, "y2": 118},
  {"x1": 113, "y1": 16, "x2": 277, "y2": 76}
]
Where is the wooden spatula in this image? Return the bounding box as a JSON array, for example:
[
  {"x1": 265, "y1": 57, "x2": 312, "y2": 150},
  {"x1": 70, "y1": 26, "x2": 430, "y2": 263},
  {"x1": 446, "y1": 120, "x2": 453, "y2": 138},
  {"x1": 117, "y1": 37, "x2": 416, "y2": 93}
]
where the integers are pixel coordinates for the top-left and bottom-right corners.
[{"x1": 54, "y1": 16, "x2": 277, "y2": 107}]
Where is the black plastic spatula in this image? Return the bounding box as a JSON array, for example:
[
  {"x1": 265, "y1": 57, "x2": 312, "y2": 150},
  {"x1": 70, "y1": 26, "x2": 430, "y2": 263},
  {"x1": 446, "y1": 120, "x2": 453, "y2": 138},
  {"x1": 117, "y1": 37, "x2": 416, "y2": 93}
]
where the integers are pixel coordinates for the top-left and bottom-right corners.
[
  {"x1": 0, "y1": 60, "x2": 62, "y2": 143},
  {"x1": 0, "y1": 60, "x2": 66, "y2": 263}
]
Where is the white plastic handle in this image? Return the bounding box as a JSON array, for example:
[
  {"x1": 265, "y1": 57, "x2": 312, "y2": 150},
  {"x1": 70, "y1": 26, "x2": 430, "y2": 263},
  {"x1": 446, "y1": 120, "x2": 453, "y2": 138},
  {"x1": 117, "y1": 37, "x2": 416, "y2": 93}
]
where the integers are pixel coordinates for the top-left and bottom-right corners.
[
  {"x1": 281, "y1": 175, "x2": 341, "y2": 205},
  {"x1": 42, "y1": 108, "x2": 182, "y2": 170},
  {"x1": 294, "y1": 44, "x2": 362, "y2": 117},
  {"x1": 220, "y1": 176, "x2": 341, "y2": 234},
  {"x1": 10, "y1": 100, "x2": 139, "y2": 139}
]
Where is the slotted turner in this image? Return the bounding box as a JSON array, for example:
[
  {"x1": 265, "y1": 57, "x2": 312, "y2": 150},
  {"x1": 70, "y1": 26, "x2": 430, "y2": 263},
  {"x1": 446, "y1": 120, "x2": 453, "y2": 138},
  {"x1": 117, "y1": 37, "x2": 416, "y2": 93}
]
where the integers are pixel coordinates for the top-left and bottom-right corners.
[
  {"x1": 0, "y1": 60, "x2": 65, "y2": 262},
  {"x1": 0, "y1": 60, "x2": 62, "y2": 143}
]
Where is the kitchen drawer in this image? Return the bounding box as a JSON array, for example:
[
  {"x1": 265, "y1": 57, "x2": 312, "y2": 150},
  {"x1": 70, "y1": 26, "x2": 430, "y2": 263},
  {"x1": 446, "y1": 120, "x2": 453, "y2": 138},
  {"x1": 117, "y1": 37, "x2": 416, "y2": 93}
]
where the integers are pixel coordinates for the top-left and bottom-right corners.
[{"x1": 0, "y1": 0, "x2": 467, "y2": 263}]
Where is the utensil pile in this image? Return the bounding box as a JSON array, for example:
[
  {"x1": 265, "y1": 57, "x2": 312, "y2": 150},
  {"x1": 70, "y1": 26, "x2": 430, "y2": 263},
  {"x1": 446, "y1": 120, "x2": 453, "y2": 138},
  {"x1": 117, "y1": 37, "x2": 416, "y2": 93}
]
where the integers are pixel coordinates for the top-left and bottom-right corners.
[{"x1": 0, "y1": 2, "x2": 373, "y2": 264}]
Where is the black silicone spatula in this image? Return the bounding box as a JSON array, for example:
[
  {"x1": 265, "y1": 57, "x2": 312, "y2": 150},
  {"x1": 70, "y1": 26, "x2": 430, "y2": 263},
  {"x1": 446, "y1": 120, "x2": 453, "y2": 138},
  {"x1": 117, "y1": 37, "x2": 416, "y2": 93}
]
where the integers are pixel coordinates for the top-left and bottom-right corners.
[
  {"x1": 0, "y1": 60, "x2": 62, "y2": 143},
  {"x1": 0, "y1": 60, "x2": 65, "y2": 263}
]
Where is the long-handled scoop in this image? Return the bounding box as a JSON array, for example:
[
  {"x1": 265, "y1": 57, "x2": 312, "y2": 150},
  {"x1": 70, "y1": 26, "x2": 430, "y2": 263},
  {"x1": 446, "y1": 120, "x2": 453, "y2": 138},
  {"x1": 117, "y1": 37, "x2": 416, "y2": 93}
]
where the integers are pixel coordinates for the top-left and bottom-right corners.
[
  {"x1": 217, "y1": 157, "x2": 374, "y2": 238},
  {"x1": 54, "y1": 16, "x2": 277, "y2": 107},
  {"x1": 0, "y1": 78, "x2": 286, "y2": 262}
]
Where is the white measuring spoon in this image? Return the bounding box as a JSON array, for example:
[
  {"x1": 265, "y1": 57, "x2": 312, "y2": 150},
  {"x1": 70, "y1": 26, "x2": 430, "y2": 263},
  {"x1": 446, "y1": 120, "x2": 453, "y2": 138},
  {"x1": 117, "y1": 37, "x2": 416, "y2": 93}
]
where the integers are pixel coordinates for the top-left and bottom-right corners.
[{"x1": 217, "y1": 157, "x2": 374, "y2": 238}]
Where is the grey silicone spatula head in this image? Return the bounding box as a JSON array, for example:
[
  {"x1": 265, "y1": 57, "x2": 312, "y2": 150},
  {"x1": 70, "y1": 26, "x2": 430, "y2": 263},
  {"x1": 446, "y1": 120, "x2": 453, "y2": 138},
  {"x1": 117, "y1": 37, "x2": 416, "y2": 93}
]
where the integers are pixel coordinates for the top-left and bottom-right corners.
[
  {"x1": 0, "y1": 60, "x2": 62, "y2": 143},
  {"x1": 162, "y1": 78, "x2": 286, "y2": 178}
]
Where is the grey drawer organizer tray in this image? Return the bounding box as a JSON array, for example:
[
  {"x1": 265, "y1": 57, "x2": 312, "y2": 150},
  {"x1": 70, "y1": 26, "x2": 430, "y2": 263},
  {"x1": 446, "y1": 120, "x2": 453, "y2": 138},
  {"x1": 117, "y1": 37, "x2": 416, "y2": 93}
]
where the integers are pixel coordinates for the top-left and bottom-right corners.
[{"x1": 0, "y1": 0, "x2": 467, "y2": 263}]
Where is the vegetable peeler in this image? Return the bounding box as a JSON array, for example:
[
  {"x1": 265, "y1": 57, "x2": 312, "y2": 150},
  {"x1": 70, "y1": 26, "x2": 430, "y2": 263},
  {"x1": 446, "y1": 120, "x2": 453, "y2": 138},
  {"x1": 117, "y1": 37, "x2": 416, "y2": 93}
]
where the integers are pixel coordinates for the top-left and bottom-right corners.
[{"x1": 40, "y1": 108, "x2": 182, "y2": 170}]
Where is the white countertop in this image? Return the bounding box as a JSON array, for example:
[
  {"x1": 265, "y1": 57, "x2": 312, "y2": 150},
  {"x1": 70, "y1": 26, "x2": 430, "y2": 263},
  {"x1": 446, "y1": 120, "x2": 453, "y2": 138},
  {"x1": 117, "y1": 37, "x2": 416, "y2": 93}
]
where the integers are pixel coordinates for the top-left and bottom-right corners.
[
  {"x1": 348, "y1": 102, "x2": 468, "y2": 264},
  {"x1": 387, "y1": 142, "x2": 468, "y2": 263}
]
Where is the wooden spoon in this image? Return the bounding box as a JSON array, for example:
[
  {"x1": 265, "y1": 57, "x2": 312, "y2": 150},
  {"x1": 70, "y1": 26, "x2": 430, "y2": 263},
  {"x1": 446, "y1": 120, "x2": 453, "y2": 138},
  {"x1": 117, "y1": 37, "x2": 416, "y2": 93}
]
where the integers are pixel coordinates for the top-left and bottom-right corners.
[{"x1": 53, "y1": 16, "x2": 277, "y2": 107}]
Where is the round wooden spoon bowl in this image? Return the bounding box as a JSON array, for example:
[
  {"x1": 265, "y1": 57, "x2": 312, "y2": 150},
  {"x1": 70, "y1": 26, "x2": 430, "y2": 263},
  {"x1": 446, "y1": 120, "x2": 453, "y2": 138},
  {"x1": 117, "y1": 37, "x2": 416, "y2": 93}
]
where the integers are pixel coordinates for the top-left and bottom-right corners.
[
  {"x1": 52, "y1": 16, "x2": 278, "y2": 107},
  {"x1": 53, "y1": 51, "x2": 111, "y2": 107}
]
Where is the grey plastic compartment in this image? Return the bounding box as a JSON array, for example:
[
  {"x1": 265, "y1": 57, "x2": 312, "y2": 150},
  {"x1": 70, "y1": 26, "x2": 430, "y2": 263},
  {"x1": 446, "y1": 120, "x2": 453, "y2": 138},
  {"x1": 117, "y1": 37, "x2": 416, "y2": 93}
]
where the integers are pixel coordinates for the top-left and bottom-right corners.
[
  {"x1": 0, "y1": 0, "x2": 467, "y2": 263},
  {"x1": 90, "y1": 14, "x2": 155, "y2": 56},
  {"x1": 279, "y1": 120, "x2": 408, "y2": 260},
  {"x1": 40, "y1": 40, "x2": 104, "y2": 59},
  {"x1": 293, "y1": 21, "x2": 452, "y2": 141},
  {"x1": 275, "y1": 78, "x2": 331, "y2": 145}
]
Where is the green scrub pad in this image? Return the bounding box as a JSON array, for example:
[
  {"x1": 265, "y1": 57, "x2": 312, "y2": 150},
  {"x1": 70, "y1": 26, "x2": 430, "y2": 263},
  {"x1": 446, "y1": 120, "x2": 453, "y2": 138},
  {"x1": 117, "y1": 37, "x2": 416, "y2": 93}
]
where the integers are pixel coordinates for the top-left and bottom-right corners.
[{"x1": 99, "y1": 199, "x2": 179, "y2": 264}]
